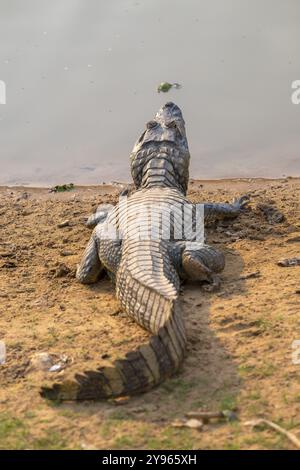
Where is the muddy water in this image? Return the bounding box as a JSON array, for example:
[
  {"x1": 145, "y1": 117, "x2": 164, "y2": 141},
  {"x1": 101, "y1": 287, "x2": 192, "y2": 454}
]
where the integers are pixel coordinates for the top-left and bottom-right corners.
[{"x1": 0, "y1": 0, "x2": 299, "y2": 186}]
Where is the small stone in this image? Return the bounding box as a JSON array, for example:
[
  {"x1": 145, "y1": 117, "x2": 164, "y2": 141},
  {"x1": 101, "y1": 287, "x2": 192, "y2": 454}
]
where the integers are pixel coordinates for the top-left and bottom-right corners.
[
  {"x1": 278, "y1": 258, "x2": 300, "y2": 267},
  {"x1": 110, "y1": 308, "x2": 121, "y2": 316},
  {"x1": 249, "y1": 234, "x2": 266, "y2": 241},
  {"x1": 286, "y1": 236, "x2": 300, "y2": 244},
  {"x1": 239, "y1": 271, "x2": 260, "y2": 280},
  {"x1": 49, "y1": 364, "x2": 63, "y2": 372},
  {"x1": 30, "y1": 352, "x2": 53, "y2": 371},
  {"x1": 222, "y1": 410, "x2": 238, "y2": 422},
  {"x1": 60, "y1": 251, "x2": 73, "y2": 257},
  {"x1": 1, "y1": 261, "x2": 16, "y2": 269},
  {"x1": 101, "y1": 353, "x2": 110, "y2": 359},
  {"x1": 0, "y1": 252, "x2": 15, "y2": 258},
  {"x1": 53, "y1": 264, "x2": 70, "y2": 278},
  {"x1": 30, "y1": 353, "x2": 68, "y2": 372},
  {"x1": 58, "y1": 220, "x2": 70, "y2": 228},
  {"x1": 16, "y1": 192, "x2": 29, "y2": 202},
  {"x1": 110, "y1": 396, "x2": 130, "y2": 406},
  {"x1": 171, "y1": 418, "x2": 203, "y2": 430}
]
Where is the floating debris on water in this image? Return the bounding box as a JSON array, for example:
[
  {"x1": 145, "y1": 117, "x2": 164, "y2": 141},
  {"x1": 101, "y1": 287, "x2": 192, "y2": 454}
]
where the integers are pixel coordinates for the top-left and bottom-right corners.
[{"x1": 157, "y1": 82, "x2": 182, "y2": 93}]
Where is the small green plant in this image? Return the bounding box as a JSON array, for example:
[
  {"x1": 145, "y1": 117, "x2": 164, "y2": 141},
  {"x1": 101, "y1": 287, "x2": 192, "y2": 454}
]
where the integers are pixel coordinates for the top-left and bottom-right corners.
[
  {"x1": 238, "y1": 364, "x2": 255, "y2": 376},
  {"x1": 50, "y1": 183, "x2": 74, "y2": 193},
  {"x1": 161, "y1": 377, "x2": 196, "y2": 400},
  {"x1": 220, "y1": 394, "x2": 237, "y2": 412},
  {"x1": 0, "y1": 413, "x2": 28, "y2": 449},
  {"x1": 253, "y1": 318, "x2": 272, "y2": 332},
  {"x1": 248, "y1": 390, "x2": 261, "y2": 400},
  {"x1": 33, "y1": 429, "x2": 68, "y2": 450},
  {"x1": 255, "y1": 363, "x2": 277, "y2": 378}
]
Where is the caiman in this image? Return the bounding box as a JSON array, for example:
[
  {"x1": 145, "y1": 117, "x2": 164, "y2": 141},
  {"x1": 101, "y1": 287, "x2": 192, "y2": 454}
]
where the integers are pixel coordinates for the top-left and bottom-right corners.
[{"x1": 41, "y1": 102, "x2": 249, "y2": 400}]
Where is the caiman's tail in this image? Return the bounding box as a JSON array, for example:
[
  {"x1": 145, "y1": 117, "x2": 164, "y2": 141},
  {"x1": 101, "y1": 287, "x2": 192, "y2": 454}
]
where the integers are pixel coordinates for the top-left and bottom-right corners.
[{"x1": 40, "y1": 241, "x2": 186, "y2": 400}]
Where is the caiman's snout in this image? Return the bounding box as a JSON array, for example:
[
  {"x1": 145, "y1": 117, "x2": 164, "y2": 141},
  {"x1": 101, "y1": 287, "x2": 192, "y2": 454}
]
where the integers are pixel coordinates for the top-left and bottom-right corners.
[
  {"x1": 161, "y1": 101, "x2": 182, "y2": 115},
  {"x1": 133, "y1": 102, "x2": 187, "y2": 149},
  {"x1": 156, "y1": 102, "x2": 183, "y2": 124},
  {"x1": 161, "y1": 101, "x2": 181, "y2": 114}
]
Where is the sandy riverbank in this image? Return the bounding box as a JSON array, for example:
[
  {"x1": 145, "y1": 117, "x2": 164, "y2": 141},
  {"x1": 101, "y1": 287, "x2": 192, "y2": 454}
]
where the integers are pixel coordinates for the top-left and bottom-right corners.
[{"x1": 0, "y1": 178, "x2": 299, "y2": 449}]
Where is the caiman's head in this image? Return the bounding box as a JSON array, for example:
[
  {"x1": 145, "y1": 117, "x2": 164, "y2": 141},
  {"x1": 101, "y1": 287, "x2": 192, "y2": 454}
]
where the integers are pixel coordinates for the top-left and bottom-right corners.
[{"x1": 130, "y1": 102, "x2": 190, "y2": 194}]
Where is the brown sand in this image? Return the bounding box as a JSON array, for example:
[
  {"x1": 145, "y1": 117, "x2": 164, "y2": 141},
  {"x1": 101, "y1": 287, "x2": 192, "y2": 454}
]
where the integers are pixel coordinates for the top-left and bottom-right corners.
[{"x1": 0, "y1": 178, "x2": 299, "y2": 449}]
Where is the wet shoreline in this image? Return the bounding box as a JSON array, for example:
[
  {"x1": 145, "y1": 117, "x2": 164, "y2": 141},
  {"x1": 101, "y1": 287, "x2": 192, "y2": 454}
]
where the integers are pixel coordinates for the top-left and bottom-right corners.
[{"x1": 1, "y1": 176, "x2": 299, "y2": 191}]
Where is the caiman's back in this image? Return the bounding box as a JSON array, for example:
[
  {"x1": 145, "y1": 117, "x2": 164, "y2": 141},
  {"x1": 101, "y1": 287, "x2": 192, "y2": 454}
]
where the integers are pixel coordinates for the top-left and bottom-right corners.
[{"x1": 116, "y1": 186, "x2": 187, "y2": 333}]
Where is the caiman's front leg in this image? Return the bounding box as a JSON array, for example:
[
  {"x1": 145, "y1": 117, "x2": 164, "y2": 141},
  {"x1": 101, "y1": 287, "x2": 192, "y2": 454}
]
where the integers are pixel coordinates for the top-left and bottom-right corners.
[
  {"x1": 86, "y1": 186, "x2": 134, "y2": 229},
  {"x1": 204, "y1": 195, "x2": 250, "y2": 224},
  {"x1": 76, "y1": 229, "x2": 103, "y2": 284},
  {"x1": 86, "y1": 204, "x2": 114, "y2": 229}
]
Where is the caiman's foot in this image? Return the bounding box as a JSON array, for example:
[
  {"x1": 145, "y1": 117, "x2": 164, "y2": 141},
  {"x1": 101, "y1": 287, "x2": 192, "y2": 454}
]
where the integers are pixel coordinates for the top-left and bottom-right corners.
[
  {"x1": 233, "y1": 194, "x2": 250, "y2": 211},
  {"x1": 202, "y1": 273, "x2": 221, "y2": 292}
]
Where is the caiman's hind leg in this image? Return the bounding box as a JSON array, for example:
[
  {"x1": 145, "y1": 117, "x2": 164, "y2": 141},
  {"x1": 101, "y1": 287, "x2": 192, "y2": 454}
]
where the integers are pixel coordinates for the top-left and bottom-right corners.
[
  {"x1": 181, "y1": 242, "x2": 225, "y2": 290},
  {"x1": 76, "y1": 230, "x2": 103, "y2": 284}
]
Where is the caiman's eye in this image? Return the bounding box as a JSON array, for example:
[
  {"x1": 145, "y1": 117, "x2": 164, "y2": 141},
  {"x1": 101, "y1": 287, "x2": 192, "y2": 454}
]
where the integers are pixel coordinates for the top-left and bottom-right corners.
[
  {"x1": 146, "y1": 120, "x2": 158, "y2": 129},
  {"x1": 166, "y1": 120, "x2": 177, "y2": 128}
]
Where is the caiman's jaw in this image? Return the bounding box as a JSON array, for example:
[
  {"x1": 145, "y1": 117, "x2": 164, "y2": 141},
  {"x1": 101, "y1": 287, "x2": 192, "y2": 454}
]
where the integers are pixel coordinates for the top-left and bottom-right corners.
[{"x1": 130, "y1": 102, "x2": 190, "y2": 194}]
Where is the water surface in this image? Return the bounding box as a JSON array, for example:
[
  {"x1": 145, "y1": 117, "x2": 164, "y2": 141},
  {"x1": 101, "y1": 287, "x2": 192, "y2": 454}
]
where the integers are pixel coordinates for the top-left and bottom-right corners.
[{"x1": 0, "y1": 0, "x2": 299, "y2": 185}]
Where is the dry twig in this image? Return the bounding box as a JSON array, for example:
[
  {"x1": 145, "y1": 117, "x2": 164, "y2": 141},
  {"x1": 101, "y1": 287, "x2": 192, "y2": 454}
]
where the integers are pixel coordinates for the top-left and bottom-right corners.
[{"x1": 244, "y1": 419, "x2": 300, "y2": 450}]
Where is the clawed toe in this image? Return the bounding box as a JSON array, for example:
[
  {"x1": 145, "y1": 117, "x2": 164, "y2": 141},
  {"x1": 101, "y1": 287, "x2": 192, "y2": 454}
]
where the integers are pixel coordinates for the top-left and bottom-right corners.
[
  {"x1": 234, "y1": 194, "x2": 250, "y2": 210},
  {"x1": 202, "y1": 274, "x2": 221, "y2": 292}
]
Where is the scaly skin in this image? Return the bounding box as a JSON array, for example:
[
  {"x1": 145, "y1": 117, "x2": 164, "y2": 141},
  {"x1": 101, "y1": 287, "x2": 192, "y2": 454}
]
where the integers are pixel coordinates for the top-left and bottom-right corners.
[{"x1": 41, "y1": 102, "x2": 249, "y2": 400}]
